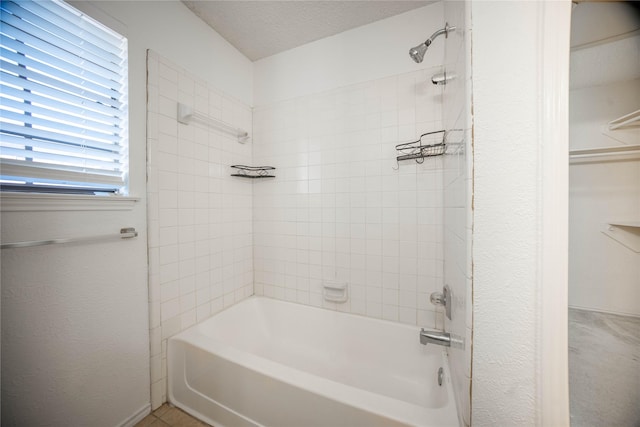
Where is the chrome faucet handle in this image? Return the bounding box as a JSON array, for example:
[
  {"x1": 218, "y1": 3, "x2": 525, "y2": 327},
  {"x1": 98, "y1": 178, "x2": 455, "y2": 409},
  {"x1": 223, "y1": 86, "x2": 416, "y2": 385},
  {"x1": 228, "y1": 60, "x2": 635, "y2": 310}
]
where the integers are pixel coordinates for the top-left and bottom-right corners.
[
  {"x1": 429, "y1": 285, "x2": 452, "y2": 320},
  {"x1": 430, "y1": 291, "x2": 445, "y2": 306}
]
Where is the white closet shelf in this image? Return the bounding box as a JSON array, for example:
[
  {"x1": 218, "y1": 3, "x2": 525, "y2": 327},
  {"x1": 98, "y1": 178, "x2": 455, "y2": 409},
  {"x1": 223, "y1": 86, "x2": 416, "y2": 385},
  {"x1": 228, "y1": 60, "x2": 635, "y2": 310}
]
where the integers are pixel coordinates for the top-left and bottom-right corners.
[
  {"x1": 608, "y1": 221, "x2": 640, "y2": 228},
  {"x1": 569, "y1": 144, "x2": 640, "y2": 161},
  {"x1": 602, "y1": 221, "x2": 640, "y2": 253},
  {"x1": 608, "y1": 109, "x2": 640, "y2": 131}
]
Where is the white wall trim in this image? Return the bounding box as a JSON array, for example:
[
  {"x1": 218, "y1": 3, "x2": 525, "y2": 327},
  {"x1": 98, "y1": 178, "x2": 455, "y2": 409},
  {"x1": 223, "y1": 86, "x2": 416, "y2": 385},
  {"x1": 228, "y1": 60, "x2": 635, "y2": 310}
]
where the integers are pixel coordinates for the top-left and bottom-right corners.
[
  {"x1": 536, "y1": 1, "x2": 571, "y2": 425},
  {"x1": 569, "y1": 304, "x2": 640, "y2": 319},
  {"x1": 0, "y1": 193, "x2": 139, "y2": 212},
  {"x1": 118, "y1": 403, "x2": 151, "y2": 427}
]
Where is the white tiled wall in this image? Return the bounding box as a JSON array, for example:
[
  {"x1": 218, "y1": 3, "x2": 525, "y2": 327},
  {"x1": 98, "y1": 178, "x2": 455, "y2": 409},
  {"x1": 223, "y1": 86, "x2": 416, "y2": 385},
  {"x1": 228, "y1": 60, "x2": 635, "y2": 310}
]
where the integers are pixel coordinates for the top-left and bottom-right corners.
[
  {"x1": 146, "y1": 42, "x2": 466, "y2": 412},
  {"x1": 442, "y1": 1, "x2": 473, "y2": 426},
  {"x1": 253, "y1": 67, "x2": 446, "y2": 328},
  {"x1": 146, "y1": 50, "x2": 254, "y2": 409}
]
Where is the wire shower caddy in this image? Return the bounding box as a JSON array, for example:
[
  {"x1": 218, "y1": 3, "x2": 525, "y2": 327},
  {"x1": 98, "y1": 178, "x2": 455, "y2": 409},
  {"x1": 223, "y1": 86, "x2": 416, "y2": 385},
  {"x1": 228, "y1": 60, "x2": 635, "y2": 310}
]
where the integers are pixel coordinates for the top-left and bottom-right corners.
[{"x1": 395, "y1": 130, "x2": 447, "y2": 166}]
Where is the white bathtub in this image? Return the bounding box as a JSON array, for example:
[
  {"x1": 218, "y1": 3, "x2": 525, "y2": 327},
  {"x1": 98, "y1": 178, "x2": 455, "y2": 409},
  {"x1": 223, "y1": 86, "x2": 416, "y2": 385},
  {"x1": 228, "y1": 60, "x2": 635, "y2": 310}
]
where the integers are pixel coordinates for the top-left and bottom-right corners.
[{"x1": 168, "y1": 297, "x2": 460, "y2": 427}]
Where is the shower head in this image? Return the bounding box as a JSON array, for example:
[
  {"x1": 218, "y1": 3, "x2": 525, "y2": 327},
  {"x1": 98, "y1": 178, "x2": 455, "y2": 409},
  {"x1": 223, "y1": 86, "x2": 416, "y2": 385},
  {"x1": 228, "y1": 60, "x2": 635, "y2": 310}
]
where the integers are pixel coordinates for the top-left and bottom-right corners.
[
  {"x1": 409, "y1": 22, "x2": 456, "y2": 63},
  {"x1": 409, "y1": 40, "x2": 430, "y2": 63}
]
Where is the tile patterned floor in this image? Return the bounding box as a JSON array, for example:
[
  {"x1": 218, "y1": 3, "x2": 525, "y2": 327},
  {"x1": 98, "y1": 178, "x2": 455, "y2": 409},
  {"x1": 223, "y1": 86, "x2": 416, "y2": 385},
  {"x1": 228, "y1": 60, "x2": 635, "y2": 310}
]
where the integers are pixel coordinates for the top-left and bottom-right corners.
[{"x1": 135, "y1": 404, "x2": 211, "y2": 427}]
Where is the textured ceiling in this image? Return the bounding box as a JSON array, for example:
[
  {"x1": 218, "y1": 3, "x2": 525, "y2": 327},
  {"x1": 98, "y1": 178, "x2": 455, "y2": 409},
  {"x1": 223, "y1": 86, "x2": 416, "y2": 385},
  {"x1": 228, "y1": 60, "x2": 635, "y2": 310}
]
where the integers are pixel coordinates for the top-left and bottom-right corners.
[{"x1": 181, "y1": 1, "x2": 431, "y2": 61}]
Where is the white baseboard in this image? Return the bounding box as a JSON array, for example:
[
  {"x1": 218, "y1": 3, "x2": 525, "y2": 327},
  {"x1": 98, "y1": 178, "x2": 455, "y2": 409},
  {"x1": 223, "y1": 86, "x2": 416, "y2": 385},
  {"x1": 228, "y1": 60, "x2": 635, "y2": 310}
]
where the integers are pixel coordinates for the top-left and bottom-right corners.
[
  {"x1": 569, "y1": 304, "x2": 640, "y2": 318},
  {"x1": 118, "y1": 403, "x2": 151, "y2": 427}
]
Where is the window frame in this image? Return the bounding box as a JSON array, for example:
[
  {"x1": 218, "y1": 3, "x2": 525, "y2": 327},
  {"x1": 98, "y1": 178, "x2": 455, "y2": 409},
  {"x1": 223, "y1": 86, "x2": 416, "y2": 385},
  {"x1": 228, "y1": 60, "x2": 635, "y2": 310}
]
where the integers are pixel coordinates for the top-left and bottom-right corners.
[{"x1": 0, "y1": 0, "x2": 131, "y2": 202}]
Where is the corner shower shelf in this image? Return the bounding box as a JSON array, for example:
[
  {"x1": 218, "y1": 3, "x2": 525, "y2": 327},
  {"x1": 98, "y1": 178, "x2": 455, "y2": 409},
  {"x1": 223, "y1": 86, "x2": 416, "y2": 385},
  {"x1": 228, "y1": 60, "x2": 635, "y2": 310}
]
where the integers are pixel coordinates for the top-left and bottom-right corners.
[
  {"x1": 602, "y1": 221, "x2": 640, "y2": 253},
  {"x1": 608, "y1": 109, "x2": 640, "y2": 131},
  {"x1": 230, "y1": 165, "x2": 276, "y2": 179}
]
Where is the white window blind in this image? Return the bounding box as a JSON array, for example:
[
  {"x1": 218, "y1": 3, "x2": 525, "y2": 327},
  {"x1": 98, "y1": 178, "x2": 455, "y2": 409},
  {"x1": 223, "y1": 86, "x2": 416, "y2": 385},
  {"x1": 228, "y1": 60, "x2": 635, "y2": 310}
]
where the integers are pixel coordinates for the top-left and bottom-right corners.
[{"x1": 0, "y1": 0, "x2": 128, "y2": 194}]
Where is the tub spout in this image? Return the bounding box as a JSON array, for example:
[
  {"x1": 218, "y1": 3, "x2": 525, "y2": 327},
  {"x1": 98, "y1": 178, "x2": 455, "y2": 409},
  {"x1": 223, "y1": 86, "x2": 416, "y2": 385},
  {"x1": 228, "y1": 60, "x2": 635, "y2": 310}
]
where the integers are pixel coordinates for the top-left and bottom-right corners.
[{"x1": 420, "y1": 328, "x2": 451, "y2": 347}]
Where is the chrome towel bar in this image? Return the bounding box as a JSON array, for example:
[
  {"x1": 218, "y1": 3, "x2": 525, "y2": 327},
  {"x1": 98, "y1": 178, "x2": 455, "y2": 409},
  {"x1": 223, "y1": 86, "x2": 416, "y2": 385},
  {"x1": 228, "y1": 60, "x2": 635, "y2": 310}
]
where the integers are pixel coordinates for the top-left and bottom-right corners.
[
  {"x1": 1, "y1": 227, "x2": 138, "y2": 249},
  {"x1": 177, "y1": 103, "x2": 250, "y2": 143}
]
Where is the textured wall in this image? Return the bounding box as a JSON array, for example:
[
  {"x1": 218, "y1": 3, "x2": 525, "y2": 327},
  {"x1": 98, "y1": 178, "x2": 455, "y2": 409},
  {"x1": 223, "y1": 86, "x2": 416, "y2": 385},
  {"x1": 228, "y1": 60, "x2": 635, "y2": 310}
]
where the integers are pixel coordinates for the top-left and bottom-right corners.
[
  {"x1": 1, "y1": 209, "x2": 149, "y2": 427},
  {"x1": 470, "y1": 2, "x2": 541, "y2": 425}
]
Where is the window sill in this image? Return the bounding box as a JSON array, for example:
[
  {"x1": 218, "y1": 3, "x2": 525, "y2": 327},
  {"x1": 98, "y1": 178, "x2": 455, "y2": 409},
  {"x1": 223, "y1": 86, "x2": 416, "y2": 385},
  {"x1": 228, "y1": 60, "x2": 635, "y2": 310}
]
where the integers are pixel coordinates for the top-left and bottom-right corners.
[{"x1": 0, "y1": 192, "x2": 140, "y2": 212}]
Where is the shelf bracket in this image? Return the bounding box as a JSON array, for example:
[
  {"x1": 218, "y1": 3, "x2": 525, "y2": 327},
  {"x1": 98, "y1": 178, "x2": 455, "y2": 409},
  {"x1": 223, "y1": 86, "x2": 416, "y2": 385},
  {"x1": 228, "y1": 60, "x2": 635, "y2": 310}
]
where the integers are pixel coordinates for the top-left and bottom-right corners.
[{"x1": 601, "y1": 222, "x2": 640, "y2": 253}]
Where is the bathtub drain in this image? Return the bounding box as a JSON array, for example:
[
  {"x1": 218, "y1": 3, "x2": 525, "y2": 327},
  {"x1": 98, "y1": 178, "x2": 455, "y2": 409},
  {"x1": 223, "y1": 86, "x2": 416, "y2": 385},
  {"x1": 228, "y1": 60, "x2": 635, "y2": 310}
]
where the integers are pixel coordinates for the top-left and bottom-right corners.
[{"x1": 438, "y1": 367, "x2": 444, "y2": 386}]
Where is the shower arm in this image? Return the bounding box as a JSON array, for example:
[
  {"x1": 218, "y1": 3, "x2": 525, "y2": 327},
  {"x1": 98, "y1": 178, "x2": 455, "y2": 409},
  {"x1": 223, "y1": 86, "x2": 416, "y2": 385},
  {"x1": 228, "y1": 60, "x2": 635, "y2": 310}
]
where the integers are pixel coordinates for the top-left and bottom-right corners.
[{"x1": 422, "y1": 23, "x2": 456, "y2": 47}]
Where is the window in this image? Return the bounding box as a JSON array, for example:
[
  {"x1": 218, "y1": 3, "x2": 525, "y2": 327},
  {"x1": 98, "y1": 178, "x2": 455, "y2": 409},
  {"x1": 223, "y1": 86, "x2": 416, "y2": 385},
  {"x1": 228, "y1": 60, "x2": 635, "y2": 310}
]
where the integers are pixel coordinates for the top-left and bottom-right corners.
[{"x1": 0, "y1": 0, "x2": 128, "y2": 195}]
